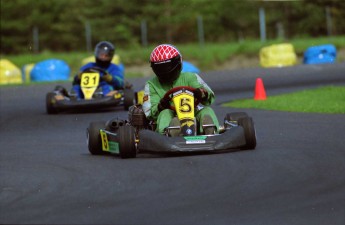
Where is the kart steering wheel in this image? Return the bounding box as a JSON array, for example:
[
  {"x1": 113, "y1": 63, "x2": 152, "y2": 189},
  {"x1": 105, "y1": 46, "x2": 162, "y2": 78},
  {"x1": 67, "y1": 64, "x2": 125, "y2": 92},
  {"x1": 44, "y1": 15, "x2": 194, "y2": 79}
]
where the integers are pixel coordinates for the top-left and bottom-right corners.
[
  {"x1": 162, "y1": 86, "x2": 200, "y2": 110},
  {"x1": 80, "y1": 67, "x2": 113, "y2": 83},
  {"x1": 81, "y1": 67, "x2": 108, "y2": 75}
]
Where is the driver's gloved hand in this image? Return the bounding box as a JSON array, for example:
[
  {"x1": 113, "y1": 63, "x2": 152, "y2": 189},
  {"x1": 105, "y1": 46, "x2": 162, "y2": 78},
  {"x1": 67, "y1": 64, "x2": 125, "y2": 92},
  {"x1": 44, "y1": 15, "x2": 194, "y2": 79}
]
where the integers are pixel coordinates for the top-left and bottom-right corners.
[
  {"x1": 158, "y1": 98, "x2": 170, "y2": 112},
  {"x1": 194, "y1": 88, "x2": 208, "y2": 101},
  {"x1": 102, "y1": 73, "x2": 113, "y2": 83}
]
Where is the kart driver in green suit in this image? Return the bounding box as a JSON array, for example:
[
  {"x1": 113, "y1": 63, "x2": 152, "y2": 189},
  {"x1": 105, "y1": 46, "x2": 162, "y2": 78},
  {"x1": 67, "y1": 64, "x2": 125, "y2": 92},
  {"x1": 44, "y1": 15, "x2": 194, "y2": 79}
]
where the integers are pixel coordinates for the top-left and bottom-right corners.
[{"x1": 142, "y1": 44, "x2": 220, "y2": 135}]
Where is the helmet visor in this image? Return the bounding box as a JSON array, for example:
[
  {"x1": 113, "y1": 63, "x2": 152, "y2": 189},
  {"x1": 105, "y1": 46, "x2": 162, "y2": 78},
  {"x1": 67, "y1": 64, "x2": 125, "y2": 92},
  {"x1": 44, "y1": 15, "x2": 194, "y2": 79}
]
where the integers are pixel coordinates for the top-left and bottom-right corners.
[
  {"x1": 151, "y1": 55, "x2": 181, "y2": 75},
  {"x1": 96, "y1": 49, "x2": 114, "y2": 61}
]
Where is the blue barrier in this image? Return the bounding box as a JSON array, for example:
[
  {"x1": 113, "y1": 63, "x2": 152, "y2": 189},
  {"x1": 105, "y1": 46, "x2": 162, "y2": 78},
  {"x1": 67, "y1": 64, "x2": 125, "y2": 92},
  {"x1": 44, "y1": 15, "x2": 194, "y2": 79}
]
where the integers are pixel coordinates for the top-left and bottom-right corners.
[
  {"x1": 303, "y1": 44, "x2": 336, "y2": 64},
  {"x1": 31, "y1": 59, "x2": 71, "y2": 81},
  {"x1": 182, "y1": 61, "x2": 200, "y2": 73}
]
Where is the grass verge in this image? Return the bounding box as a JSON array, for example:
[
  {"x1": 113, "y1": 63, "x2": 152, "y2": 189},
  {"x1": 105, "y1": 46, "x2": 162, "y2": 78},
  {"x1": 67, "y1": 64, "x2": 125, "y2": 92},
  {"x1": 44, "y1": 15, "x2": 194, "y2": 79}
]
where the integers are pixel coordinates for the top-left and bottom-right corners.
[{"x1": 222, "y1": 86, "x2": 345, "y2": 114}]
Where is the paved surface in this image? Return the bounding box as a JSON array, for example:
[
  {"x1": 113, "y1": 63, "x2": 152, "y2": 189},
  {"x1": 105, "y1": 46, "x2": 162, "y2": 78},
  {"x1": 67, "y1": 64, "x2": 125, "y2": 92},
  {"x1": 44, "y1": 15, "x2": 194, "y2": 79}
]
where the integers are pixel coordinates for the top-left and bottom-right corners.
[{"x1": 1, "y1": 63, "x2": 345, "y2": 225}]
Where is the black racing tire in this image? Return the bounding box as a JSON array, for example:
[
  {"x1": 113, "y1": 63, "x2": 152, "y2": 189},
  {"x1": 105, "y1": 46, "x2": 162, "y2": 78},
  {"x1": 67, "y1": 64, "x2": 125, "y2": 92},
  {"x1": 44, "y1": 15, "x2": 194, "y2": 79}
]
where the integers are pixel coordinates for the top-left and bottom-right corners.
[
  {"x1": 54, "y1": 85, "x2": 68, "y2": 96},
  {"x1": 224, "y1": 112, "x2": 248, "y2": 128},
  {"x1": 46, "y1": 92, "x2": 58, "y2": 114},
  {"x1": 238, "y1": 117, "x2": 256, "y2": 150},
  {"x1": 123, "y1": 88, "x2": 135, "y2": 110},
  {"x1": 118, "y1": 125, "x2": 137, "y2": 158},
  {"x1": 87, "y1": 121, "x2": 106, "y2": 155}
]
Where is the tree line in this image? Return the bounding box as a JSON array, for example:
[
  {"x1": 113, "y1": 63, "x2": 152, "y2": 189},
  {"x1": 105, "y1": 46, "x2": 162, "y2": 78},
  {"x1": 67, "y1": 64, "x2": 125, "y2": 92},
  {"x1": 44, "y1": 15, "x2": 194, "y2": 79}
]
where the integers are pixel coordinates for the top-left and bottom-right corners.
[{"x1": 1, "y1": 0, "x2": 345, "y2": 54}]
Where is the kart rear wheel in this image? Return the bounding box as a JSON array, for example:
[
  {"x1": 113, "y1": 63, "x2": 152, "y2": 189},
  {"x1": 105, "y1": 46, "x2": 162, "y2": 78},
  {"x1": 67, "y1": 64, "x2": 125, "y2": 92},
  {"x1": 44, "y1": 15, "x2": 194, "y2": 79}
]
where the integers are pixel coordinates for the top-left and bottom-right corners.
[
  {"x1": 87, "y1": 121, "x2": 106, "y2": 155},
  {"x1": 46, "y1": 92, "x2": 58, "y2": 114},
  {"x1": 118, "y1": 125, "x2": 137, "y2": 158},
  {"x1": 123, "y1": 88, "x2": 135, "y2": 110},
  {"x1": 238, "y1": 117, "x2": 256, "y2": 150}
]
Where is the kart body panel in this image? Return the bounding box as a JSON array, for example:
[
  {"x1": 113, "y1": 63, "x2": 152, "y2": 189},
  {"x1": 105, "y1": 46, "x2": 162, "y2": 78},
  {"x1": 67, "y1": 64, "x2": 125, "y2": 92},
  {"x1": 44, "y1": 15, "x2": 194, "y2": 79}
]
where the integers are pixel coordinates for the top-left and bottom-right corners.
[
  {"x1": 50, "y1": 94, "x2": 124, "y2": 111},
  {"x1": 138, "y1": 127, "x2": 246, "y2": 153},
  {"x1": 98, "y1": 126, "x2": 246, "y2": 155},
  {"x1": 80, "y1": 72, "x2": 100, "y2": 99}
]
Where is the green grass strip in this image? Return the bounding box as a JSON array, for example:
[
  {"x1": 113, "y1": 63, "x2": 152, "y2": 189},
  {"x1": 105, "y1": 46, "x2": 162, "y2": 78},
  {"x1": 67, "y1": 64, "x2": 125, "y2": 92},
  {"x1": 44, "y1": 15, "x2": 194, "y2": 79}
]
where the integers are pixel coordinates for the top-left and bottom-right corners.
[{"x1": 222, "y1": 86, "x2": 345, "y2": 114}]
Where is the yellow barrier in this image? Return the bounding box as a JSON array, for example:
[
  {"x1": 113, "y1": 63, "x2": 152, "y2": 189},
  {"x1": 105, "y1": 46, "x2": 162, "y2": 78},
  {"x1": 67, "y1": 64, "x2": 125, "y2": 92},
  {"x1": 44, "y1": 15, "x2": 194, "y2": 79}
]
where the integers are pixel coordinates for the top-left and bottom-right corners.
[
  {"x1": 81, "y1": 54, "x2": 121, "y2": 66},
  {"x1": 260, "y1": 43, "x2": 297, "y2": 68},
  {"x1": 0, "y1": 59, "x2": 23, "y2": 85},
  {"x1": 22, "y1": 63, "x2": 35, "y2": 83}
]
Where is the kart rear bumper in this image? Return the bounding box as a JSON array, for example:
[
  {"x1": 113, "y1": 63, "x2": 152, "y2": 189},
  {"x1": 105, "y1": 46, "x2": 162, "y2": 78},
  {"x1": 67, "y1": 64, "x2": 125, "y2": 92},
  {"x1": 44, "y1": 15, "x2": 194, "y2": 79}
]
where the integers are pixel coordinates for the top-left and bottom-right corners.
[{"x1": 137, "y1": 126, "x2": 246, "y2": 153}]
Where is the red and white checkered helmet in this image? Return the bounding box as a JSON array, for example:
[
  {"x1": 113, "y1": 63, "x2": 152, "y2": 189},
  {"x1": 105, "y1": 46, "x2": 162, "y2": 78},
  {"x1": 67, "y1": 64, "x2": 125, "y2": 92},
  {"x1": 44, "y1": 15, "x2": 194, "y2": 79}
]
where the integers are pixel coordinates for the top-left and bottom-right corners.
[{"x1": 150, "y1": 44, "x2": 182, "y2": 83}]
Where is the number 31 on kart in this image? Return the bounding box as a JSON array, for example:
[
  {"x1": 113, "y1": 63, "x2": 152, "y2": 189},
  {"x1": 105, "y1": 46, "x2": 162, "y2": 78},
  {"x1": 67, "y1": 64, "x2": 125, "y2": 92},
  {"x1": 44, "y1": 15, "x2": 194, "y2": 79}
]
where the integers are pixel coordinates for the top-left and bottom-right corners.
[{"x1": 81, "y1": 73, "x2": 100, "y2": 100}]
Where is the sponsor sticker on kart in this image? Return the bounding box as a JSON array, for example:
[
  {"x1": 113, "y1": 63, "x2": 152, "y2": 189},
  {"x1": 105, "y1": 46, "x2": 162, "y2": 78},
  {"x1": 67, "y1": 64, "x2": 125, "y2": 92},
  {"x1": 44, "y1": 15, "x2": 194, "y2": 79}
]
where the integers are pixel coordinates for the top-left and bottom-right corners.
[
  {"x1": 100, "y1": 130, "x2": 120, "y2": 153},
  {"x1": 81, "y1": 73, "x2": 100, "y2": 100},
  {"x1": 184, "y1": 136, "x2": 206, "y2": 144},
  {"x1": 108, "y1": 142, "x2": 120, "y2": 154},
  {"x1": 100, "y1": 130, "x2": 110, "y2": 151}
]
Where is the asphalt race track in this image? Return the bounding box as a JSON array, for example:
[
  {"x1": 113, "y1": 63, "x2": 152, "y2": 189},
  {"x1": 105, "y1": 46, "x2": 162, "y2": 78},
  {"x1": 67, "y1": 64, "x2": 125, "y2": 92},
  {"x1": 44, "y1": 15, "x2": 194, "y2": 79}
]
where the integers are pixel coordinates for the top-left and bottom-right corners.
[{"x1": 1, "y1": 63, "x2": 345, "y2": 225}]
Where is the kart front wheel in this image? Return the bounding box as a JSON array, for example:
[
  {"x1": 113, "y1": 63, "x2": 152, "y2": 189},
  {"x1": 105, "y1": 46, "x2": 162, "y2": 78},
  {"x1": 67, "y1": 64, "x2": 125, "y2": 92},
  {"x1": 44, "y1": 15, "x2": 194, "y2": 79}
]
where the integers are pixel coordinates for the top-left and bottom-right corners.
[
  {"x1": 54, "y1": 85, "x2": 68, "y2": 96},
  {"x1": 123, "y1": 88, "x2": 135, "y2": 110},
  {"x1": 118, "y1": 125, "x2": 137, "y2": 158},
  {"x1": 87, "y1": 121, "x2": 106, "y2": 155},
  {"x1": 46, "y1": 92, "x2": 58, "y2": 114},
  {"x1": 238, "y1": 117, "x2": 256, "y2": 150},
  {"x1": 224, "y1": 112, "x2": 248, "y2": 128}
]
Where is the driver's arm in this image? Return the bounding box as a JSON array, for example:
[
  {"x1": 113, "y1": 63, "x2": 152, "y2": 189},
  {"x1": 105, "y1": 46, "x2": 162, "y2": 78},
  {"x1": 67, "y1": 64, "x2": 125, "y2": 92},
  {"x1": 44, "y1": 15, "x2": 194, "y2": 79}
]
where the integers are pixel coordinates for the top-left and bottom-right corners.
[
  {"x1": 142, "y1": 82, "x2": 161, "y2": 121},
  {"x1": 104, "y1": 65, "x2": 124, "y2": 89},
  {"x1": 189, "y1": 74, "x2": 215, "y2": 106}
]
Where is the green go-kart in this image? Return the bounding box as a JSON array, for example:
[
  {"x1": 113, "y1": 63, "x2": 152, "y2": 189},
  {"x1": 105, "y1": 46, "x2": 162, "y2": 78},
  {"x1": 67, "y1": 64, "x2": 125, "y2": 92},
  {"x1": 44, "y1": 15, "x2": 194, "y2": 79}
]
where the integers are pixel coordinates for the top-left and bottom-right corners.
[{"x1": 86, "y1": 86, "x2": 256, "y2": 158}]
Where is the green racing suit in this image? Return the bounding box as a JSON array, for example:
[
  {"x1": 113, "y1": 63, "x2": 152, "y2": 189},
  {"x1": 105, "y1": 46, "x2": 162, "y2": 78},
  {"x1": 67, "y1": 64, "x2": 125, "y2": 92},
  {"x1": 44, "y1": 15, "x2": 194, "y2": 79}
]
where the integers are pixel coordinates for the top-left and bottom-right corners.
[{"x1": 142, "y1": 72, "x2": 220, "y2": 134}]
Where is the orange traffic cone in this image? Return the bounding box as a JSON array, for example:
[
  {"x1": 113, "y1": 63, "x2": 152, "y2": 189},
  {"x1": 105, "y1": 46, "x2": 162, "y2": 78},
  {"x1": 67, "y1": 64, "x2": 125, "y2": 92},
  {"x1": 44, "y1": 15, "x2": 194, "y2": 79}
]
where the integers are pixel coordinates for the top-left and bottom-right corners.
[{"x1": 254, "y1": 78, "x2": 267, "y2": 100}]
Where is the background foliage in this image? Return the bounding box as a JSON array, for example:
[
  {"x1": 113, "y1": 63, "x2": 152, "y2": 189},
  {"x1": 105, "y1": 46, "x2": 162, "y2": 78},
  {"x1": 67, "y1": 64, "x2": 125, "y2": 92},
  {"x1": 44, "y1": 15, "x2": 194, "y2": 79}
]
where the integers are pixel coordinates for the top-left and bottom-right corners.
[{"x1": 1, "y1": 0, "x2": 345, "y2": 54}]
